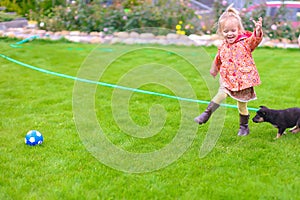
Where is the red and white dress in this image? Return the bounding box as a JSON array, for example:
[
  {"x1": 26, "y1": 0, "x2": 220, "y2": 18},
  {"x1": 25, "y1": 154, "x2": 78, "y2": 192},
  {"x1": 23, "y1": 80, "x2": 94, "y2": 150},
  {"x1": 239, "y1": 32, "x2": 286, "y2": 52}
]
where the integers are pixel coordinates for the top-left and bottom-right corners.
[{"x1": 215, "y1": 30, "x2": 263, "y2": 102}]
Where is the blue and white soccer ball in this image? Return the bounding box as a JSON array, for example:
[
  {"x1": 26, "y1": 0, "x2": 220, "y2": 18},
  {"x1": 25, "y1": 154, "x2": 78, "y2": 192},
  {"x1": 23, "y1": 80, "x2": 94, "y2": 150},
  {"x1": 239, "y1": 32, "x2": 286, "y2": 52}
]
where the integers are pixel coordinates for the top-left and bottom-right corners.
[{"x1": 25, "y1": 130, "x2": 44, "y2": 146}]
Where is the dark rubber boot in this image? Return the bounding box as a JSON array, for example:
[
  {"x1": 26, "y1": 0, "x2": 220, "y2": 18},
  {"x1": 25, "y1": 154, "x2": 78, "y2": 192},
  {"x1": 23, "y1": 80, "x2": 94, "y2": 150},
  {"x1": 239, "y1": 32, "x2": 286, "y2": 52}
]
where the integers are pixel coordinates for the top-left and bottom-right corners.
[
  {"x1": 194, "y1": 101, "x2": 220, "y2": 125},
  {"x1": 238, "y1": 114, "x2": 250, "y2": 136}
]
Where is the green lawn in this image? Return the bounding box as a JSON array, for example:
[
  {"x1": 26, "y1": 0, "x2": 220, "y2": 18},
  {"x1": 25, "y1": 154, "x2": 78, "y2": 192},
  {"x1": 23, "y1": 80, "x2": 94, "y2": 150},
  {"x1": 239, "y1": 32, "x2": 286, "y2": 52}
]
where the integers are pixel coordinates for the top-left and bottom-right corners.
[{"x1": 0, "y1": 38, "x2": 300, "y2": 199}]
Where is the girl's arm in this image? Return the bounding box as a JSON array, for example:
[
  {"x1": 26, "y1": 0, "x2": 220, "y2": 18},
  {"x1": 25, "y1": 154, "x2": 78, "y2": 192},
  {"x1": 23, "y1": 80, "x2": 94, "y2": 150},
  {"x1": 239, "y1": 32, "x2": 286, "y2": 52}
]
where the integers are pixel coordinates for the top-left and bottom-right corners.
[
  {"x1": 247, "y1": 17, "x2": 263, "y2": 51},
  {"x1": 210, "y1": 62, "x2": 218, "y2": 78}
]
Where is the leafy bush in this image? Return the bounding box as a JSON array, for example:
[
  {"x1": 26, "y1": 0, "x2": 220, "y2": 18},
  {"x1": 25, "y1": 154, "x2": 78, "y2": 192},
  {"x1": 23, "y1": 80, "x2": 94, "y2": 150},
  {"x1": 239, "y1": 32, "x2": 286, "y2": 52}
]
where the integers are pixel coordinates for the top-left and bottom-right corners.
[
  {"x1": 3, "y1": 0, "x2": 299, "y2": 41},
  {"x1": 0, "y1": 0, "x2": 21, "y2": 14},
  {"x1": 0, "y1": 11, "x2": 21, "y2": 22},
  {"x1": 1, "y1": 0, "x2": 67, "y2": 16},
  {"x1": 30, "y1": 0, "x2": 201, "y2": 35}
]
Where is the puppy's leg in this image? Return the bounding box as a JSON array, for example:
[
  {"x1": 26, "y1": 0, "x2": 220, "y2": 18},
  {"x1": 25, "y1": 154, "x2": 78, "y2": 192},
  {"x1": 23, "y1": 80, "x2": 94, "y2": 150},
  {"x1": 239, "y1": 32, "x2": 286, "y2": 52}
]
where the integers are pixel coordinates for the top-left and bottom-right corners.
[
  {"x1": 276, "y1": 128, "x2": 286, "y2": 139},
  {"x1": 290, "y1": 126, "x2": 299, "y2": 133},
  {"x1": 292, "y1": 128, "x2": 300, "y2": 133},
  {"x1": 290, "y1": 119, "x2": 300, "y2": 133}
]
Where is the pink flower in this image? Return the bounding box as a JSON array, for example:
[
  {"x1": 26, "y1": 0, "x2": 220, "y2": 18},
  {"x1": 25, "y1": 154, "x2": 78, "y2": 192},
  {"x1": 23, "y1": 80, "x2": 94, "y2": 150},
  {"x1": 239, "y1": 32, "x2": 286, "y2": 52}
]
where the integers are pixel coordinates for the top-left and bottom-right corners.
[
  {"x1": 271, "y1": 24, "x2": 277, "y2": 30},
  {"x1": 123, "y1": 16, "x2": 127, "y2": 20},
  {"x1": 222, "y1": 0, "x2": 227, "y2": 6},
  {"x1": 103, "y1": 28, "x2": 108, "y2": 32}
]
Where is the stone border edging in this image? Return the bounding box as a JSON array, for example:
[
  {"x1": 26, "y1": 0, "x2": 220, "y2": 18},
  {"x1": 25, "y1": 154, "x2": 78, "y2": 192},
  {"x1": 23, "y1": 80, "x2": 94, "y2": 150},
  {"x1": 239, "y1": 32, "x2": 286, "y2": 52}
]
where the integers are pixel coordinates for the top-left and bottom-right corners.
[{"x1": 0, "y1": 27, "x2": 299, "y2": 48}]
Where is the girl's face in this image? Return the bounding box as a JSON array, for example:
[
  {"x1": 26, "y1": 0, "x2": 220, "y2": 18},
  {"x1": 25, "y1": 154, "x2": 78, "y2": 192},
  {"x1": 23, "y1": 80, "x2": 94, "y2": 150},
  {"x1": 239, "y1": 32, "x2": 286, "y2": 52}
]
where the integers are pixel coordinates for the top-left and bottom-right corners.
[{"x1": 221, "y1": 18, "x2": 240, "y2": 44}]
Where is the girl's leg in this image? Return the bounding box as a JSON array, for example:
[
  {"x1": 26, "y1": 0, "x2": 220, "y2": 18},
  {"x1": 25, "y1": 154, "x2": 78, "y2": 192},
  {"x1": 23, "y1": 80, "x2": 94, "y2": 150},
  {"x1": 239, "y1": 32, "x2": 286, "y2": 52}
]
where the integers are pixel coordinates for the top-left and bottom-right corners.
[
  {"x1": 212, "y1": 90, "x2": 228, "y2": 105},
  {"x1": 194, "y1": 90, "x2": 227, "y2": 124},
  {"x1": 237, "y1": 101, "x2": 249, "y2": 115},
  {"x1": 237, "y1": 101, "x2": 250, "y2": 136}
]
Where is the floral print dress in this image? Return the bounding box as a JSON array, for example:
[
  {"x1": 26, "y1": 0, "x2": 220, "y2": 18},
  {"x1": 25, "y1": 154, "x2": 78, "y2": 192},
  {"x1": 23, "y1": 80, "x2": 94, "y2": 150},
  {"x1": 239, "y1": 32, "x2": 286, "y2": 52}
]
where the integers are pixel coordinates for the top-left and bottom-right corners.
[{"x1": 215, "y1": 30, "x2": 263, "y2": 102}]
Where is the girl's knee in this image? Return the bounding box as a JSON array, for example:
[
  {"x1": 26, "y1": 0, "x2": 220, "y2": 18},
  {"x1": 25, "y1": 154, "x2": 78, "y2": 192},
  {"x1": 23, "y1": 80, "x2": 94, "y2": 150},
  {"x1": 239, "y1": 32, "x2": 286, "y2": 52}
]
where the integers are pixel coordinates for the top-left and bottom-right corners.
[{"x1": 212, "y1": 91, "x2": 227, "y2": 104}]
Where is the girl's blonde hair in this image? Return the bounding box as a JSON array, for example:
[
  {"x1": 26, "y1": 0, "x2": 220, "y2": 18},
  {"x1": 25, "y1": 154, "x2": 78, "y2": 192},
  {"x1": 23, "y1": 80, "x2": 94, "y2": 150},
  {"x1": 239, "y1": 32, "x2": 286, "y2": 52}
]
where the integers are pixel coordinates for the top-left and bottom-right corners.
[{"x1": 216, "y1": 4, "x2": 244, "y2": 35}]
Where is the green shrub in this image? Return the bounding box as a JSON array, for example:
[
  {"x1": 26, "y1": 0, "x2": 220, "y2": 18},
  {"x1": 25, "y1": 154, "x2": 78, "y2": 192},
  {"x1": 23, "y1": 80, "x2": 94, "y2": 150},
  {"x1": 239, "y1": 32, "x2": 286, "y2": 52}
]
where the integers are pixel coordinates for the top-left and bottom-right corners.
[
  {"x1": 3, "y1": 0, "x2": 298, "y2": 41},
  {"x1": 30, "y1": 0, "x2": 201, "y2": 35},
  {"x1": 0, "y1": 0, "x2": 21, "y2": 14},
  {"x1": 0, "y1": 11, "x2": 21, "y2": 22}
]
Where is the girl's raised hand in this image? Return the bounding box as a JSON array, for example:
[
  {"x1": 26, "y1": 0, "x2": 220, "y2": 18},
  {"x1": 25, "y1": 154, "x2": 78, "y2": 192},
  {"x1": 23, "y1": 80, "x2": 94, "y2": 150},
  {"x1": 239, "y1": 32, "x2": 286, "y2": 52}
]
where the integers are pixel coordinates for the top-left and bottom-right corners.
[{"x1": 252, "y1": 17, "x2": 263, "y2": 36}]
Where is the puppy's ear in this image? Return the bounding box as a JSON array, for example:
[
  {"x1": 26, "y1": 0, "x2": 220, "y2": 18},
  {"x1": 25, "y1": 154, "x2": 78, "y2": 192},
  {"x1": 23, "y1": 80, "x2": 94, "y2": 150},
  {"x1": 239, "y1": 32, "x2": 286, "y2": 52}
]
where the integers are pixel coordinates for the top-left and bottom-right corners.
[{"x1": 258, "y1": 106, "x2": 267, "y2": 116}]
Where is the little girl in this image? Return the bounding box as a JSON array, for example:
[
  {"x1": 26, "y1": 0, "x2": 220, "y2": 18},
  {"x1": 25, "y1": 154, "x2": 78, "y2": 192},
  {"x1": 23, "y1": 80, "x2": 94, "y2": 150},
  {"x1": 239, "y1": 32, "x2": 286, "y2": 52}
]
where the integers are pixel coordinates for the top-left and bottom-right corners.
[{"x1": 194, "y1": 5, "x2": 263, "y2": 136}]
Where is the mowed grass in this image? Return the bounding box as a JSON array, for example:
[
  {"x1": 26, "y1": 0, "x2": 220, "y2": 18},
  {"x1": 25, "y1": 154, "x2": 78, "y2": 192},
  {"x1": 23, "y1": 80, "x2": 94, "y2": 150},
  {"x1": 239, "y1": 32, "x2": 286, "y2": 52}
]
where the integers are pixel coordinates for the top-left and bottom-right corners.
[{"x1": 0, "y1": 38, "x2": 300, "y2": 199}]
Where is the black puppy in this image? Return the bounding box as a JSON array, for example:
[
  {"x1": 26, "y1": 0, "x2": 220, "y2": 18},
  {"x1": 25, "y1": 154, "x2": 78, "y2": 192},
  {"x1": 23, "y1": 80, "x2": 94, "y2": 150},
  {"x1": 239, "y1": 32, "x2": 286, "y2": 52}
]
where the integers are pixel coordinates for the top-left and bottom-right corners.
[{"x1": 252, "y1": 106, "x2": 300, "y2": 138}]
